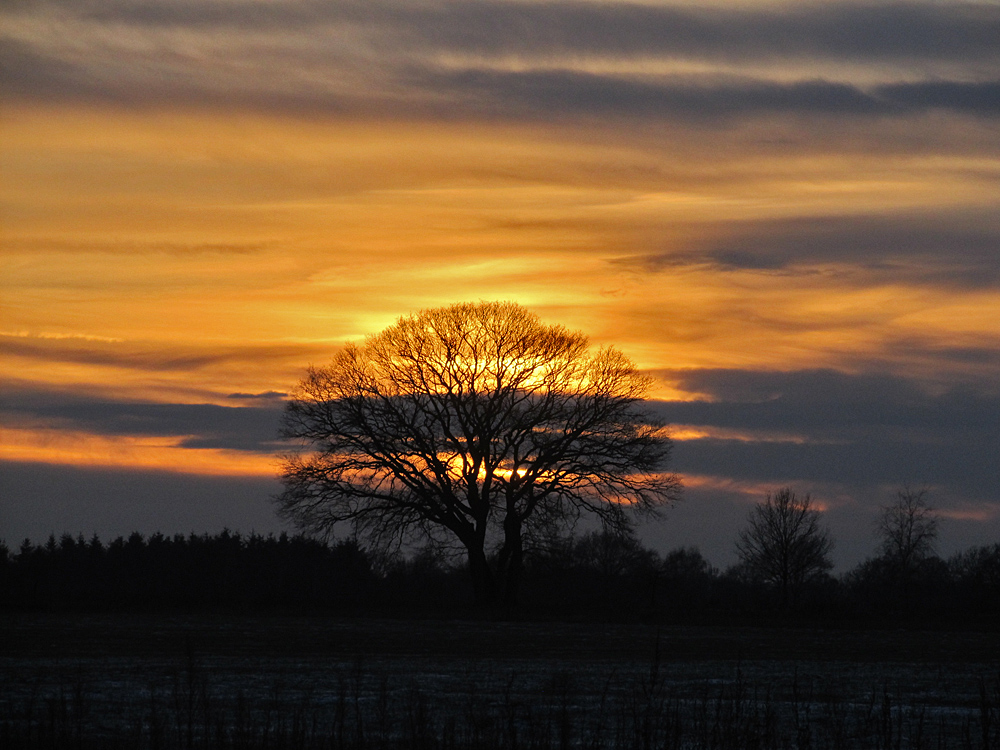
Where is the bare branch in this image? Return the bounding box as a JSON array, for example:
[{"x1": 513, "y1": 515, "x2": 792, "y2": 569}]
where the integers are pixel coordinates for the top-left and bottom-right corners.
[
  {"x1": 735, "y1": 488, "x2": 833, "y2": 608},
  {"x1": 277, "y1": 301, "x2": 682, "y2": 607},
  {"x1": 876, "y1": 485, "x2": 939, "y2": 571}
]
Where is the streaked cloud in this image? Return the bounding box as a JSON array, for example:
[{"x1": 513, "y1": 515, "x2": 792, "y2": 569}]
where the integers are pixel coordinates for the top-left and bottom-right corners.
[
  {"x1": 654, "y1": 368, "x2": 1000, "y2": 438},
  {"x1": 3, "y1": 1, "x2": 999, "y2": 119},
  {"x1": 2, "y1": 382, "x2": 286, "y2": 454},
  {"x1": 10, "y1": 1, "x2": 1000, "y2": 64},
  {"x1": 672, "y1": 435, "x2": 1000, "y2": 495},
  {"x1": 0, "y1": 429, "x2": 279, "y2": 475},
  {"x1": 411, "y1": 70, "x2": 1000, "y2": 120},
  {"x1": 0, "y1": 334, "x2": 323, "y2": 374},
  {"x1": 627, "y1": 210, "x2": 1000, "y2": 286}
]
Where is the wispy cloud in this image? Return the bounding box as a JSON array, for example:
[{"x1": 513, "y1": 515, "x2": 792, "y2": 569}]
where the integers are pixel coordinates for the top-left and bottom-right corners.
[
  {"x1": 16, "y1": 1, "x2": 1000, "y2": 63},
  {"x1": 0, "y1": 334, "x2": 324, "y2": 373},
  {"x1": 672, "y1": 435, "x2": 999, "y2": 496},
  {"x1": 2, "y1": 382, "x2": 287, "y2": 453},
  {"x1": 3, "y1": 1, "x2": 998, "y2": 119},
  {"x1": 622, "y1": 210, "x2": 1000, "y2": 286},
  {"x1": 651, "y1": 368, "x2": 1000, "y2": 500},
  {"x1": 656, "y1": 368, "x2": 1000, "y2": 431},
  {"x1": 408, "y1": 69, "x2": 1000, "y2": 120}
]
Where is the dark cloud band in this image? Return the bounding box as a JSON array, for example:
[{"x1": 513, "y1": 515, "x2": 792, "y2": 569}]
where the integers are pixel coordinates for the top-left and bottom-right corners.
[
  {"x1": 3, "y1": 384, "x2": 286, "y2": 454},
  {"x1": 3, "y1": 1, "x2": 999, "y2": 120},
  {"x1": 653, "y1": 369, "x2": 1000, "y2": 436},
  {"x1": 0, "y1": 336, "x2": 326, "y2": 373},
  {"x1": 673, "y1": 435, "x2": 1000, "y2": 496},
  {"x1": 626, "y1": 211, "x2": 1000, "y2": 287},
  {"x1": 4, "y1": 369, "x2": 998, "y2": 506},
  {"x1": 651, "y1": 368, "x2": 1000, "y2": 500},
  {"x1": 40, "y1": 1, "x2": 1000, "y2": 64},
  {"x1": 418, "y1": 69, "x2": 1000, "y2": 120}
]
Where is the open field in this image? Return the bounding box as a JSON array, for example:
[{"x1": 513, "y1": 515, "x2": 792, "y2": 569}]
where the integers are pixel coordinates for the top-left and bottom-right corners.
[{"x1": 2, "y1": 614, "x2": 998, "y2": 748}]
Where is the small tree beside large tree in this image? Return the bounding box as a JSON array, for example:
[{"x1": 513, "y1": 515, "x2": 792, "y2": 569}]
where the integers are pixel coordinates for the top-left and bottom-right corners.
[{"x1": 277, "y1": 301, "x2": 681, "y2": 609}]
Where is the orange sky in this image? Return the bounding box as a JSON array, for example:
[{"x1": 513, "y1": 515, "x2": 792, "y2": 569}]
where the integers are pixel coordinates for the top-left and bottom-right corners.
[{"x1": 5, "y1": 108, "x2": 997, "y2": 409}]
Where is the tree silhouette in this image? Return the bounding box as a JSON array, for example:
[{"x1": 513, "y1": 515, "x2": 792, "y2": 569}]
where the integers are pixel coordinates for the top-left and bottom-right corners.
[
  {"x1": 277, "y1": 301, "x2": 681, "y2": 608},
  {"x1": 856, "y1": 486, "x2": 943, "y2": 612},
  {"x1": 735, "y1": 488, "x2": 833, "y2": 608},
  {"x1": 876, "y1": 486, "x2": 938, "y2": 573}
]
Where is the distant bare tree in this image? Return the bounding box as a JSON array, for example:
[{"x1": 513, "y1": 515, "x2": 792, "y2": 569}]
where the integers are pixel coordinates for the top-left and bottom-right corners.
[
  {"x1": 735, "y1": 488, "x2": 833, "y2": 607},
  {"x1": 278, "y1": 301, "x2": 681, "y2": 609},
  {"x1": 876, "y1": 486, "x2": 938, "y2": 572}
]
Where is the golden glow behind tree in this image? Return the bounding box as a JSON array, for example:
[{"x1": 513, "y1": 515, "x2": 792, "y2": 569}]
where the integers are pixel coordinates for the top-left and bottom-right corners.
[{"x1": 278, "y1": 301, "x2": 681, "y2": 607}]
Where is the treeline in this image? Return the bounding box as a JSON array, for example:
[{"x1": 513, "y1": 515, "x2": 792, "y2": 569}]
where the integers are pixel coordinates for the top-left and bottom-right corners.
[{"x1": 1, "y1": 530, "x2": 997, "y2": 626}]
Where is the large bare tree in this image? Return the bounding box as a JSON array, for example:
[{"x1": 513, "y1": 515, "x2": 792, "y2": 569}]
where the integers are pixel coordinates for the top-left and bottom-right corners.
[
  {"x1": 735, "y1": 488, "x2": 833, "y2": 608},
  {"x1": 278, "y1": 301, "x2": 681, "y2": 608}
]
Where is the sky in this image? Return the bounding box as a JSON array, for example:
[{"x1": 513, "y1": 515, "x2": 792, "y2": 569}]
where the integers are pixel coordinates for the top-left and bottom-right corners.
[{"x1": 2, "y1": 0, "x2": 999, "y2": 569}]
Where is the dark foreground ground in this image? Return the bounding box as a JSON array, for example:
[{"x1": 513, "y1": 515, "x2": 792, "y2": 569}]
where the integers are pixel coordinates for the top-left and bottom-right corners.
[{"x1": 2, "y1": 614, "x2": 998, "y2": 749}]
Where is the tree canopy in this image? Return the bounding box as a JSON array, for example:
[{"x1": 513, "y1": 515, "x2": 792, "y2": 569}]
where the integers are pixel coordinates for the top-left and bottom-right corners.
[
  {"x1": 735, "y1": 488, "x2": 833, "y2": 608},
  {"x1": 876, "y1": 486, "x2": 939, "y2": 573},
  {"x1": 278, "y1": 301, "x2": 681, "y2": 607}
]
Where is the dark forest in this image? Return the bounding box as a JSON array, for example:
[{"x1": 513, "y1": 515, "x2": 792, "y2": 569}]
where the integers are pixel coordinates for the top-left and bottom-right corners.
[{"x1": 3, "y1": 530, "x2": 997, "y2": 627}]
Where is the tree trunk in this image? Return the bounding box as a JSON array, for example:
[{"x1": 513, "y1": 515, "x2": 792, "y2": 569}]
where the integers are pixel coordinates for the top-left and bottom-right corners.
[
  {"x1": 497, "y1": 512, "x2": 523, "y2": 610},
  {"x1": 466, "y1": 544, "x2": 497, "y2": 609},
  {"x1": 780, "y1": 560, "x2": 790, "y2": 610}
]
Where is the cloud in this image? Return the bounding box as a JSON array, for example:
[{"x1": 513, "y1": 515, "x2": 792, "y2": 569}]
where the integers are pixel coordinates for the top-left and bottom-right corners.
[
  {"x1": 6, "y1": 43, "x2": 998, "y2": 120},
  {"x1": 655, "y1": 368, "x2": 1000, "y2": 433},
  {"x1": 2, "y1": 384, "x2": 287, "y2": 453},
  {"x1": 405, "y1": 69, "x2": 1000, "y2": 121},
  {"x1": 3, "y1": 0, "x2": 999, "y2": 120},
  {"x1": 626, "y1": 211, "x2": 1000, "y2": 286},
  {"x1": 6, "y1": 367, "x2": 997, "y2": 504},
  {"x1": 1, "y1": 237, "x2": 276, "y2": 256},
  {"x1": 399, "y1": 1, "x2": 1000, "y2": 64},
  {"x1": 648, "y1": 368, "x2": 1000, "y2": 501},
  {"x1": 417, "y1": 69, "x2": 894, "y2": 119},
  {"x1": 4, "y1": 368, "x2": 996, "y2": 567},
  {"x1": 878, "y1": 80, "x2": 1000, "y2": 115},
  {"x1": 879, "y1": 340, "x2": 1000, "y2": 370},
  {"x1": 23, "y1": 1, "x2": 1000, "y2": 64},
  {"x1": 0, "y1": 335, "x2": 323, "y2": 373},
  {"x1": 672, "y1": 436, "x2": 999, "y2": 495},
  {"x1": 0, "y1": 39, "x2": 82, "y2": 98}
]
